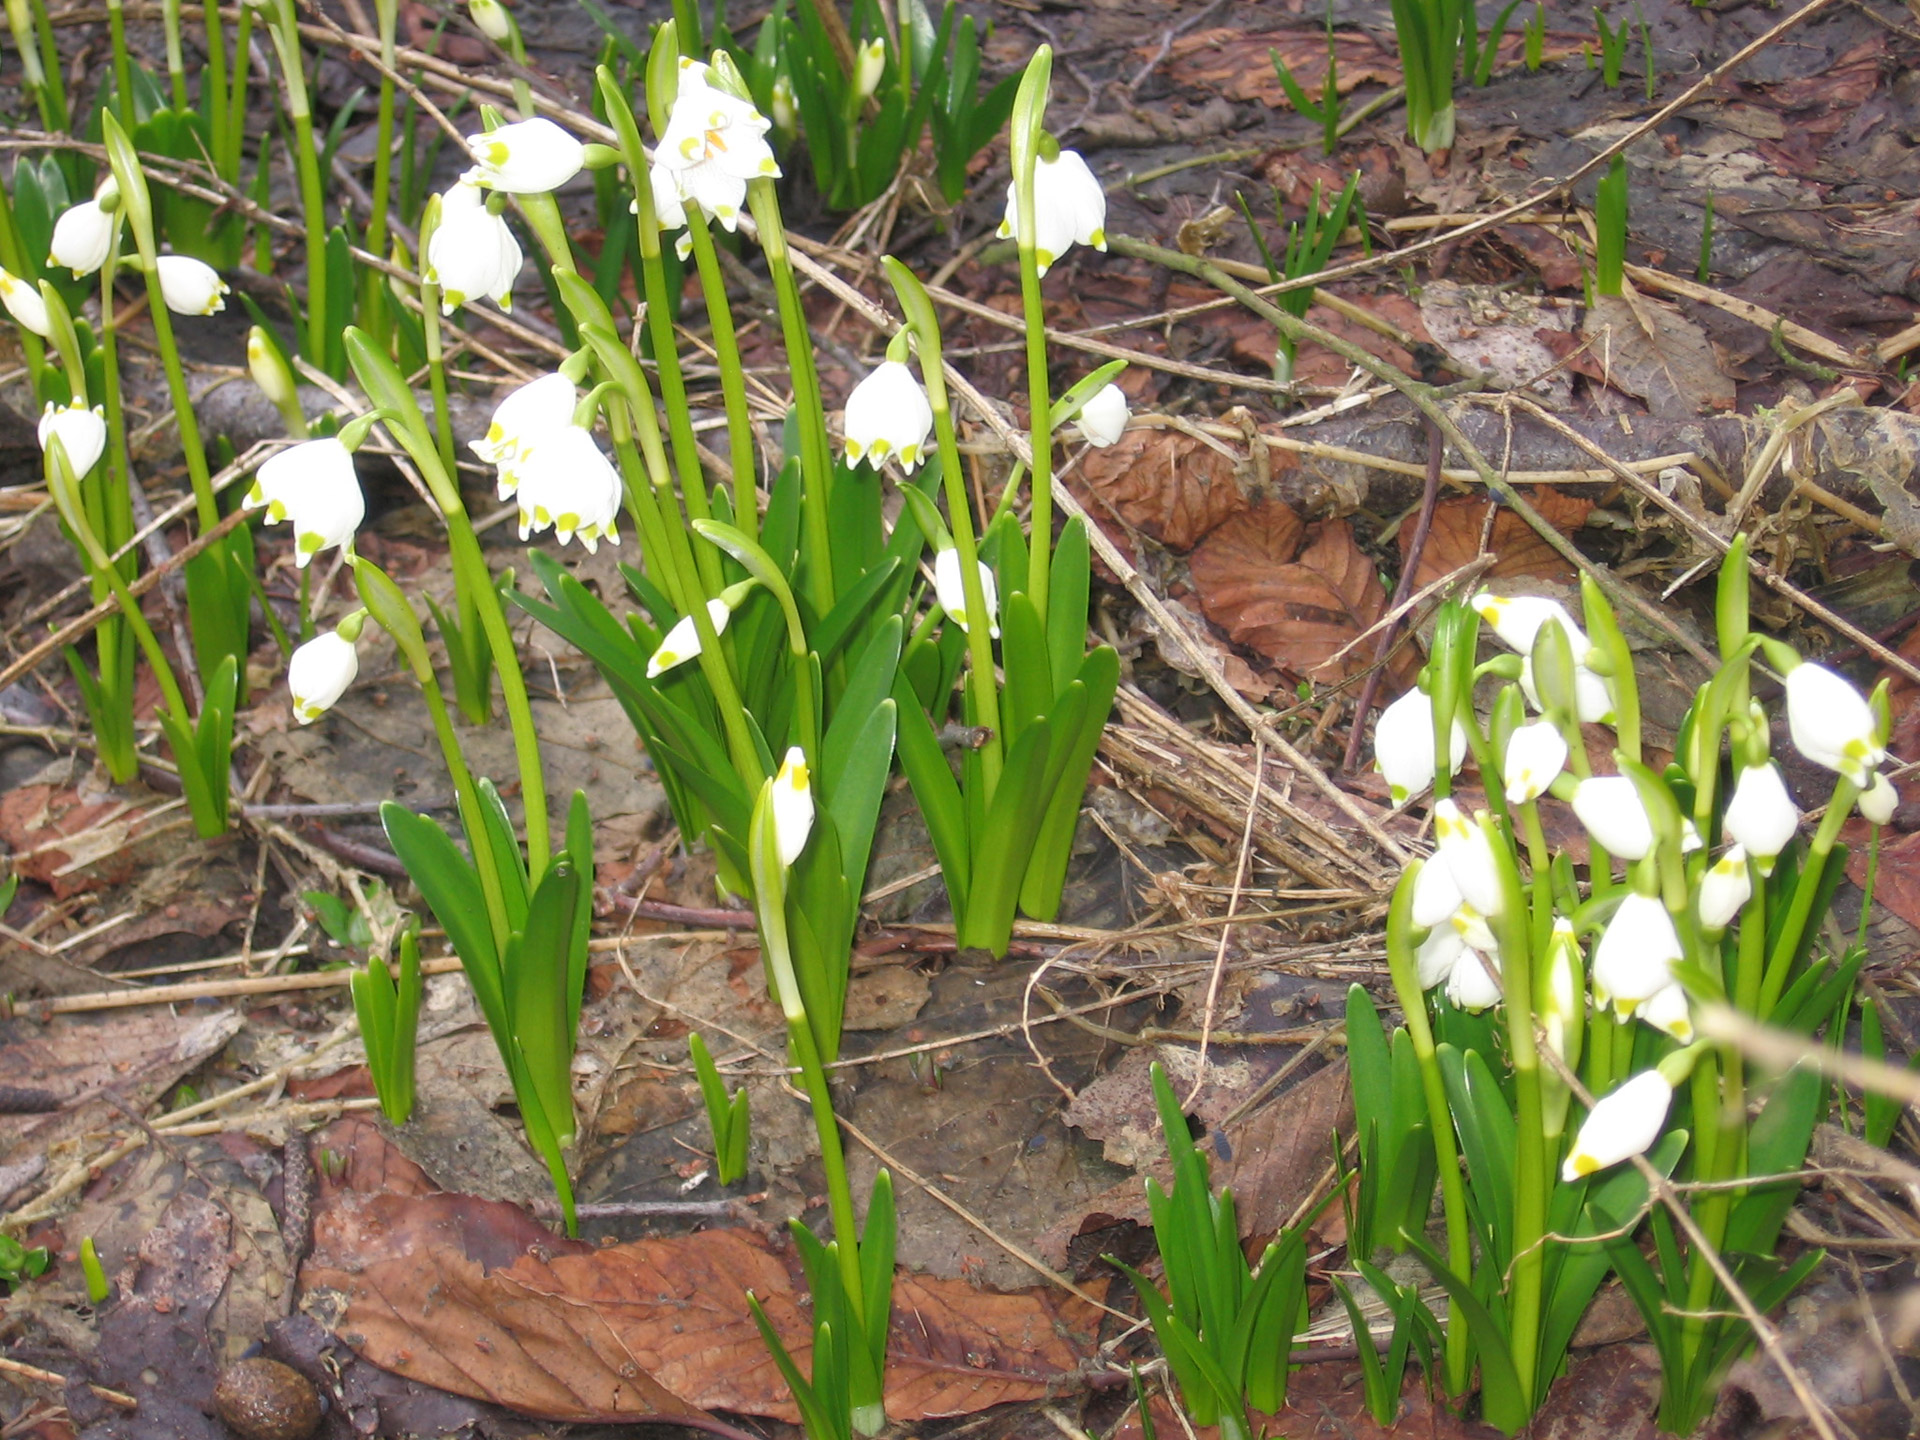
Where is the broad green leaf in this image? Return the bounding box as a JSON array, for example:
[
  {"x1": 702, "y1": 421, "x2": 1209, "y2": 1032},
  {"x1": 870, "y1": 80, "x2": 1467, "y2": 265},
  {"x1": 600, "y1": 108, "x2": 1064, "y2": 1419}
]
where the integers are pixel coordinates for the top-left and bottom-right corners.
[
  {"x1": 1018, "y1": 646, "x2": 1119, "y2": 921},
  {"x1": 892, "y1": 670, "x2": 968, "y2": 909},
  {"x1": 381, "y1": 802, "x2": 504, "y2": 1042},
  {"x1": 505, "y1": 859, "x2": 582, "y2": 1148},
  {"x1": 1047, "y1": 516, "x2": 1093, "y2": 699},
  {"x1": 1000, "y1": 592, "x2": 1051, "y2": 745}
]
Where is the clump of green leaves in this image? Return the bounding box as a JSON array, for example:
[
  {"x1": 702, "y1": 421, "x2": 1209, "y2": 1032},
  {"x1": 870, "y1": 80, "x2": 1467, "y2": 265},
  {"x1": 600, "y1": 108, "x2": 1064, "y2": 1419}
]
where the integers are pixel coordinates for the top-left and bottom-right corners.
[
  {"x1": 0, "y1": 1234, "x2": 50, "y2": 1294},
  {"x1": 1524, "y1": 1, "x2": 1545, "y2": 69},
  {"x1": 691, "y1": 1033, "x2": 752, "y2": 1185},
  {"x1": 1389, "y1": 0, "x2": 1523, "y2": 151},
  {"x1": 1595, "y1": 153, "x2": 1628, "y2": 298},
  {"x1": 1269, "y1": 9, "x2": 1343, "y2": 156},
  {"x1": 351, "y1": 923, "x2": 423, "y2": 1126},
  {"x1": 1327, "y1": 1262, "x2": 1441, "y2": 1424},
  {"x1": 1243, "y1": 172, "x2": 1365, "y2": 387},
  {"x1": 1593, "y1": 6, "x2": 1629, "y2": 87}
]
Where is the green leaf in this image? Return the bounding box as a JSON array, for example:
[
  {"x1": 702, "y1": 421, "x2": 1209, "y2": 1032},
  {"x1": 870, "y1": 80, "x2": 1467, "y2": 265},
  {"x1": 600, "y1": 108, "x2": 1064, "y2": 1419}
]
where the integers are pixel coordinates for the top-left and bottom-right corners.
[
  {"x1": 859, "y1": 1169, "x2": 897, "y2": 1381},
  {"x1": 1404, "y1": 1232, "x2": 1528, "y2": 1433},
  {"x1": 564, "y1": 790, "x2": 593, "y2": 1039},
  {"x1": 1018, "y1": 647, "x2": 1119, "y2": 922},
  {"x1": 1000, "y1": 592, "x2": 1051, "y2": 744},
  {"x1": 892, "y1": 669, "x2": 969, "y2": 911},
  {"x1": 1046, "y1": 517, "x2": 1093, "y2": 699},
  {"x1": 957, "y1": 710, "x2": 1059, "y2": 956},
  {"x1": 1725, "y1": 1064, "x2": 1823, "y2": 1256},
  {"x1": 381, "y1": 802, "x2": 505, "y2": 1044},
  {"x1": 474, "y1": 779, "x2": 530, "y2": 935},
  {"x1": 505, "y1": 859, "x2": 582, "y2": 1148}
]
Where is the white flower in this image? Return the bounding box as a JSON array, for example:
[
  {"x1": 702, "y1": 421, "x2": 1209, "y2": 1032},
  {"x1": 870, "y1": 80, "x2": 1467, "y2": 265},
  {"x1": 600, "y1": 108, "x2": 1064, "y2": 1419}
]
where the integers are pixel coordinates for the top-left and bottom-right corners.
[
  {"x1": 1410, "y1": 854, "x2": 1463, "y2": 931},
  {"x1": 852, "y1": 36, "x2": 886, "y2": 100},
  {"x1": 288, "y1": 629, "x2": 359, "y2": 723},
  {"x1": 657, "y1": 79, "x2": 779, "y2": 230},
  {"x1": 471, "y1": 370, "x2": 576, "y2": 496},
  {"x1": 0, "y1": 266, "x2": 52, "y2": 336},
  {"x1": 934, "y1": 547, "x2": 1000, "y2": 639},
  {"x1": 1074, "y1": 383, "x2": 1129, "y2": 447},
  {"x1": 771, "y1": 745, "x2": 814, "y2": 866},
  {"x1": 468, "y1": 0, "x2": 512, "y2": 42},
  {"x1": 1416, "y1": 924, "x2": 1464, "y2": 990},
  {"x1": 641, "y1": 160, "x2": 695, "y2": 261},
  {"x1": 1860, "y1": 773, "x2": 1899, "y2": 826},
  {"x1": 1571, "y1": 775, "x2": 1655, "y2": 860},
  {"x1": 1640, "y1": 983, "x2": 1693, "y2": 1043},
  {"x1": 512, "y1": 424, "x2": 623, "y2": 551},
  {"x1": 247, "y1": 327, "x2": 298, "y2": 410},
  {"x1": 38, "y1": 400, "x2": 107, "y2": 478},
  {"x1": 464, "y1": 117, "x2": 585, "y2": 194},
  {"x1": 997, "y1": 149, "x2": 1107, "y2": 276},
  {"x1": 427, "y1": 180, "x2": 523, "y2": 314},
  {"x1": 647, "y1": 597, "x2": 732, "y2": 679},
  {"x1": 1697, "y1": 846, "x2": 1751, "y2": 931},
  {"x1": 1449, "y1": 901, "x2": 1498, "y2": 956},
  {"x1": 1517, "y1": 654, "x2": 1614, "y2": 724},
  {"x1": 1562, "y1": 1069, "x2": 1673, "y2": 1180},
  {"x1": 156, "y1": 255, "x2": 228, "y2": 315},
  {"x1": 1591, "y1": 892, "x2": 1682, "y2": 1018},
  {"x1": 49, "y1": 196, "x2": 114, "y2": 277},
  {"x1": 1503, "y1": 720, "x2": 1568, "y2": 805},
  {"x1": 1722, "y1": 763, "x2": 1798, "y2": 871},
  {"x1": 245, "y1": 437, "x2": 365, "y2": 566},
  {"x1": 1472, "y1": 592, "x2": 1591, "y2": 661},
  {"x1": 1373, "y1": 688, "x2": 1467, "y2": 808},
  {"x1": 1433, "y1": 798, "x2": 1502, "y2": 916},
  {"x1": 1784, "y1": 661, "x2": 1884, "y2": 788},
  {"x1": 1446, "y1": 945, "x2": 1502, "y2": 1012},
  {"x1": 843, "y1": 360, "x2": 933, "y2": 471}
]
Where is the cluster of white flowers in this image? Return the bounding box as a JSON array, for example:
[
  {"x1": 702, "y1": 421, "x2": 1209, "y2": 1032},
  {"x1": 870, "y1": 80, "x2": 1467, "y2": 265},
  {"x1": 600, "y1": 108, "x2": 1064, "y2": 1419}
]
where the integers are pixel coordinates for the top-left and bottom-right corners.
[
  {"x1": 470, "y1": 372, "x2": 623, "y2": 551},
  {"x1": 651, "y1": 57, "x2": 780, "y2": 237},
  {"x1": 423, "y1": 116, "x2": 586, "y2": 314}
]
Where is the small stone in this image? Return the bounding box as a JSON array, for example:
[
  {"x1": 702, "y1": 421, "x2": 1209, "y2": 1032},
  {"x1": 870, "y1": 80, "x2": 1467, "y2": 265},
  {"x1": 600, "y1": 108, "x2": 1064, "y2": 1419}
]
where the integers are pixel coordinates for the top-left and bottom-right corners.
[{"x1": 212, "y1": 1358, "x2": 322, "y2": 1440}]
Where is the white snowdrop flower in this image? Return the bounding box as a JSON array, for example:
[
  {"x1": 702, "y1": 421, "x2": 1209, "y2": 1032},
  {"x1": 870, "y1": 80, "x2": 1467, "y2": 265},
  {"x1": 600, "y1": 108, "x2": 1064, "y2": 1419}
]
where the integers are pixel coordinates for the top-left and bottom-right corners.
[
  {"x1": 1410, "y1": 855, "x2": 1463, "y2": 931},
  {"x1": 1373, "y1": 688, "x2": 1467, "y2": 808},
  {"x1": 512, "y1": 424, "x2": 623, "y2": 552},
  {"x1": 843, "y1": 360, "x2": 934, "y2": 471},
  {"x1": 0, "y1": 267, "x2": 50, "y2": 335},
  {"x1": 1074, "y1": 383, "x2": 1129, "y2": 447},
  {"x1": 934, "y1": 547, "x2": 1000, "y2": 639},
  {"x1": 427, "y1": 179, "x2": 523, "y2": 314},
  {"x1": 1722, "y1": 763, "x2": 1798, "y2": 873},
  {"x1": 1447, "y1": 945, "x2": 1502, "y2": 1012},
  {"x1": 471, "y1": 370, "x2": 576, "y2": 497},
  {"x1": 468, "y1": 0, "x2": 512, "y2": 42},
  {"x1": 1472, "y1": 592, "x2": 1591, "y2": 661},
  {"x1": 657, "y1": 79, "x2": 779, "y2": 230},
  {"x1": 245, "y1": 437, "x2": 365, "y2": 566},
  {"x1": 852, "y1": 36, "x2": 886, "y2": 100},
  {"x1": 647, "y1": 597, "x2": 732, "y2": 679},
  {"x1": 771, "y1": 746, "x2": 814, "y2": 867},
  {"x1": 1433, "y1": 798, "x2": 1502, "y2": 916},
  {"x1": 156, "y1": 255, "x2": 228, "y2": 315},
  {"x1": 1562, "y1": 1069, "x2": 1673, "y2": 1180},
  {"x1": 1640, "y1": 983, "x2": 1694, "y2": 1044},
  {"x1": 1571, "y1": 775, "x2": 1655, "y2": 860},
  {"x1": 1503, "y1": 720, "x2": 1568, "y2": 805},
  {"x1": 1697, "y1": 846, "x2": 1752, "y2": 932},
  {"x1": 464, "y1": 116, "x2": 585, "y2": 194},
  {"x1": 49, "y1": 195, "x2": 114, "y2": 277},
  {"x1": 997, "y1": 149, "x2": 1107, "y2": 276},
  {"x1": 1591, "y1": 892, "x2": 1682, "y2": 1019},
  {"x1": 288, "y1": 628, "x2": 359, "y2": 724},
  {"x1": 1416, "y1": 924, "x2": 1464, "y2": 990},
  {"x1": 1860, "y1": 773, "x2": 1899, "y2": 826},
  {"x1": 1449, "y1": 901, "x2": 1498, "y2": 957},
  {"x1": 38, "y1": 400, "x2": 107, "y2": 478},
  {"x1": 1784, "y1": 661, "x2": 1884, "y2": 788}
]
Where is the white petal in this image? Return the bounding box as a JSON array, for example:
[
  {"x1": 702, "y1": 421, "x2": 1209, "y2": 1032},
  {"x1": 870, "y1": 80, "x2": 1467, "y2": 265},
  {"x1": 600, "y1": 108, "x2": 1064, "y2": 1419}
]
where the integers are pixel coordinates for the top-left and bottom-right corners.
[
  {"x1": 465, "y1": 117, "x2": 586, "y2": 193},
  {"x1": 288, "y1": 630, "x2": 360, "y2": 723},
  {"x1": 771, "y1": 746, "x2": 814, "y2": 866},
  {"x1": 1591, "y1": 892, "x2": 1681, "y2": 1017},
  {"x1": 1785, "y1": 662, "x2": 1883, "y2": 786},
  {"x1": 1562, "y1": 1070, "x2": 1672, "y2": 1180},
  {"x1": 38, "y1": 401, "x2": 107, "y2": 477},
  {"x1": 1722, "y1": 764, "x2": 1799, "y2": 860},
  {"x1": 1074, "y1": 384, "x2": 1129, "y2": 447},
  {"x1": 1697, "y1": 845, "x2": 1752, "y2": 931},
  {"x1": 1571, "y1": 775, "x2": 1655, "y2": 860},
  {"x1": 1502, "y1": 720, "x2": 1568, "y2": 805},
  {"x1": 156, "y1": 255, "x2": 229, "y2": 315}
]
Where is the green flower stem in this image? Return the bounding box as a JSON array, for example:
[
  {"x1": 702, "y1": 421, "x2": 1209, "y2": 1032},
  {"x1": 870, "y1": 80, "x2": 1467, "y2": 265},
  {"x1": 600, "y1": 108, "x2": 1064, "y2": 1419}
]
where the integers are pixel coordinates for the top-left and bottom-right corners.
[
  {"x1": 90, "y1": 237, "x2": 139, "y2": 782},
  {"x1": 201, "y1": 0, "x2": 230, "y2": 178},
  {"x1": 1497, "y1": 921, "x2": 1547, "y2": 1406},
  {"x1": 268, "y1": 0, "x2": 329, "y2": 368},
  {"x1": 1011, "y1": 205, "x2": 1053, "y2": 625},
  {"x1": 140, "y1": 262, "x2": 219, "y2": 530},
  {"x1": 1759, "y1": 782, "x2": 1854, "y2": 1017},
  {"x1": 161, "y1": 0, "x2": 188, "y2": 108},
  {"x1": 223, "y1": 5, "x2": 255, "y2": 179},
  {"x1": 106, "y1": 0, "x2": 134, "y2": 125},
  {"x1": 685, "y1": 210, "x2": 759, "y2": 546},
  {"x1": 421, "y1": 637, "x2": 515, "y2": 950},
  {"x1": 363, "y1": 0, "x2": 400, "y2": 338},
  {"x1": 747, "y1": 180, "x2": 837, "y2": 619},
  {"x1": 1519, "y1": 799, "x2": 1555, "y2": 964},
  {"x1": 420, "y1": 285, "x2": 459, "y2": 483}
]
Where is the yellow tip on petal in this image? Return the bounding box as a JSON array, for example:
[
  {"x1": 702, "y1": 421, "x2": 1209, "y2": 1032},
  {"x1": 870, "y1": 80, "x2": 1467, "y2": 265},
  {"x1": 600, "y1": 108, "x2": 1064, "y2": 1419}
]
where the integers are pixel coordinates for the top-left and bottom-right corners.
[{"x1": 1570, "y1": 1153, "x2": 1599, "y2": 1177}]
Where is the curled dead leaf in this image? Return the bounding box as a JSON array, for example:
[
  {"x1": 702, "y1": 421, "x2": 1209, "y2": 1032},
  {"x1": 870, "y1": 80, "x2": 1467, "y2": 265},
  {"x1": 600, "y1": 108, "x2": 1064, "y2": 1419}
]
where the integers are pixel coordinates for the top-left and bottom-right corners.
[
  {"x1": 1075, "y1": 429, "x2": 1248, "y2": 551},
  {"x1": 1402, "y1": 486, "x2": 1594, "y2": 592}
]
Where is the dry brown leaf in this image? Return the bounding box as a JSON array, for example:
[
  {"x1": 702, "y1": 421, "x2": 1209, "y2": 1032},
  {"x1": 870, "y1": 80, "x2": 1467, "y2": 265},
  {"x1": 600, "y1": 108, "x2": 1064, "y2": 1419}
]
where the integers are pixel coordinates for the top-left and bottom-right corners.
[
  {"x1": 1402, "y1": 487, "x2": 1594, "y2": 591},
  {"x1": 1582, "y1": 293, "x2": 1737, "y2": 417},
  {"x1": 1192, "y1": 513, "x2": 1404, "y2": 684},
  {"x1": 1075, "y1": 429, "x2": 1248, "y2": 551},
  {"x1": 1418, "y1": 280, "x2": 1577, "y2": 401}
]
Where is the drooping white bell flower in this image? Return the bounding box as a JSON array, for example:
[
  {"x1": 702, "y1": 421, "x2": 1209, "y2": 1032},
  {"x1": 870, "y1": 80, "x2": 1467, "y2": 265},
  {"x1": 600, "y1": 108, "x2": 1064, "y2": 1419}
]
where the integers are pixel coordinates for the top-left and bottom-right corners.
[
  {"x1": 38, "y1": 400, "x2": 107, "y2": 478},
  {"x1": 1373, "y1": 688, "x2": 1467, "y2": 808},
  {"x1": 427, "y1": 179, "x2": 523, "y2": 314},
  {"x1": 656, "y1": 79, "x2": 780, "y2": 230},
  {"x1": 1697, "y1": 845, "x2": 1752, "y2": 932},
  {"x1": 1640, "y1": 983, "x2": 1694, "y2": 1043},
  {"x1": 1860, "y1": 773, "x2": 1899, "y2": 826},
  {"x1": 771, "y1": 745, "x2": 814, "y2": 867},
  {"x1": 1562, "y1": 1069, "x2": 1672, "y2": 1180},
  {"x1": 1446, "y1": 945, "x2": 1502, "y2": 1012},
  {"x1": 1074, "y1": 383, "x2": 1130, "y2": 447},
  {"x1": 1591, "y1": 892, "x2": 1682, "y2": 1018},
  {"x1": 464, "y1": 117, "x2": 586, "y2": 194},
  {"x1": 1472, "y1": 592, "x2": 1592, "y2": 661},
  {"x1": 512, "y1": 423, "x2": 623, "y2": 551},
  {"x1": 1416, "y1": 924, "x2": 1464, "y2": 990},
  {"x1": 998, "y1": 149, "x2": 1107, "y2": 276},
  {"x1": 1503, "y1": 719, "x2": 1568, "y2": 805},
  {"x1": 1784, "y1": 661, "x2": 1884, "y2": 788},
  {"x1": 288, "y1": 628, "x2": 360, "y2": 724},
  {"x1": 647, "y1": 597, "x2": 733, "y2": 679},
  {"x1": 155, "y1": 255, "x2": 228, "y2": 315},
  {"x1": 245, "y1": 437, "x2": 366, "y2": 566},
  {"x1": 1722, "y1": 763, "x2": 1798, "y2": 873},
  {"x1": 49, "y1": 195, "x2": 114, "y2": 277},
  {"x1": 1571, "y1": 775, "x2": 1656, "y2": 860},
  {"x1": 934, "y1": 547, "x2": 1000, "y2": 639},
  {"x1": 0, "y1": 266, "x2": 52, "y2": 336},
  {"x1": 471, "y1": 370, "x2": 576, "y2": 496},
  {"x1": 1433, "y1": 798, "x2": 1502, "y2": 916},
  {"x1": 1410, "y1": 854, "x2": 1463, "y2": 931},
  {"x1": 843, "y1": 360, "x2": 933, "y2": 471}
]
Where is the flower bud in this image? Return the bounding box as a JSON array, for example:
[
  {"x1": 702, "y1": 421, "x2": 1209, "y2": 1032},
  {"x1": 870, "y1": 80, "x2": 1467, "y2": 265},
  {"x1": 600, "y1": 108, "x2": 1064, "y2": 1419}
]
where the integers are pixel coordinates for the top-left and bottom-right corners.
[
  {"x1": 1571, "y1": 775, "x2": 1655, "y2": 860},
  {"x1": 843, "y1": 360, "x2": 934, "y2": 471},
  {"x1": 1373, "y1": 688, "x2": 1467, "y2": 808},
  {"x1": 247, "y1": 327, "x2": 299, "y2": 407},
  {"x1": 648, "y1": 597, "x2": 732, "y2": 678},
  {"x1": 934, "y1": 547, "x2": 1000, "y2": 639},
  {"x1": 1074, "y1": 383, "x2": 1129, "y2": 447},
  {"x1": 1591, "y1": 892, "x2": 1682, "y2": 1018},
  {"x1": 38, "y1": 400, "x2": 107, "y2": 478},
  {"x1": 1503, "y1": 719, "x2": 1568, "y2": 805},
  {"x1": 1472, "y1": 592, "x2": 1591, "y2": 662},
  {"x1": 1722, "y1": 763, "x2": 1798, "y2": 873},
  {"x1": 289, "y1": 628, "x2": 360, "y2": 723},
  {"x1": 1697, "y1": 845, "x2": 1751, "y2": 932},
  {"x1": 852, "y1": 36, "x2": 886, "y2": 101},
  {"x1": 1562, "y1": 1069, "x2": 1672, "y2": 1180},
  {"x1": 1540, "y1": 918, "x2": 1583, "y2": 1064},
  {"x1": 1784, "y1": 660, "x2": 1884, "y2": 788},
  {"x1": 771, "y1": 746, "x2": 814, "y2": 866},
  {"x1": 155, "y1": 254, "x2": 229, "y2": 315},
  {"x1": 1859, "y1": 773, "x2": 1899, "y2": 826},
  {"x1": 770, "y1": 75, "x2": 797, "y2": 132},
  {"x1": 0, "y1": 267, "x2": 52, "y2": 336},
  {"x1": 468, "y1": 0, "x2": 512, "y2": 42}
]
